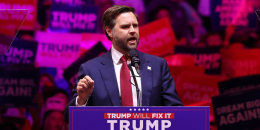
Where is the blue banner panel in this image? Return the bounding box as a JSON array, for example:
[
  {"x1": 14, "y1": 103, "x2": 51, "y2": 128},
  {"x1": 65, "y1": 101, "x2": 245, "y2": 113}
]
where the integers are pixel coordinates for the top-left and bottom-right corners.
[
  {"x1": 0, "y1": 66, "x2": 39, "y2": 107},
  {"x1": 0, "y1": 38, "x2": 38, "y2": 65},
  {"x1": 50, "y1": 4, "x2": 98, "y2": 33},
  {"x1": 69, "y1": 106, "x2": 209, "y2": 130},
  {"x1": 218, "y1": 74, "x2": 260, "y2": 95},
  {"x1": 212, "y1": 89, "x2": 260, "y2": 130}
]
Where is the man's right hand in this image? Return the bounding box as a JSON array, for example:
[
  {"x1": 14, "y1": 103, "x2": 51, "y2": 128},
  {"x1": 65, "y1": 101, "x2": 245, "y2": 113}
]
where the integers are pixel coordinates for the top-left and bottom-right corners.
[{"x1": 76, "y1": 76, "x2": 94, "y2": 105}]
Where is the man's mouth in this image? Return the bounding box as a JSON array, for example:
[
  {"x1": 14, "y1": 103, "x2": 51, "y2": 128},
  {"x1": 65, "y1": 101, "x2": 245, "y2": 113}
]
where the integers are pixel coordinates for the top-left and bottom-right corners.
[{"x1": 127, "y1": 37, "x2": 137, "y2": 44}]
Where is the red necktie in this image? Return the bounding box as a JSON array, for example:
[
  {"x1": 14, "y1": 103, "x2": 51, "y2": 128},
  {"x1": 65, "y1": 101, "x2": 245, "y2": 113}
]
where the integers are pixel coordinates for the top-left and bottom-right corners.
[{"x1": 120, "y1": 55, "x2": 133, "y2": 106}]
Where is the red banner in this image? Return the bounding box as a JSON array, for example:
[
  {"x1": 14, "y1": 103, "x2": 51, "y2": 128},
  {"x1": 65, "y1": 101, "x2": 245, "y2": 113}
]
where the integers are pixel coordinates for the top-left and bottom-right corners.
[
  {"x1": 0, "y1": 10, "x2": 28, "y2": 36},
  {"x1": 175, "y1": 71, "x2": 225, "y2": 105},
  {"x1": 221, "y1": 48, "x2": 260, "y2": 78},
  {"x1": 138, "y1": 18, "x2": 177, "y2": 56},
  {"x1": 164, "y1": 54, "x2": 196, "y2": 66},
  {"x1": 0, "y1": 0, "x2": 37, "y2": 31},
  {"x1": 169, "y1": 66, "x2": 205, "y2": 81}
]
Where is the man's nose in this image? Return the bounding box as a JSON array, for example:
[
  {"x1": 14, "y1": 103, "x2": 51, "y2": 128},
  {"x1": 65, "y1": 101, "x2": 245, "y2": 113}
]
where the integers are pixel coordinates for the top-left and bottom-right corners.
[{"x1": 129, "y1": 25, "x2": 136, "y2": 34}]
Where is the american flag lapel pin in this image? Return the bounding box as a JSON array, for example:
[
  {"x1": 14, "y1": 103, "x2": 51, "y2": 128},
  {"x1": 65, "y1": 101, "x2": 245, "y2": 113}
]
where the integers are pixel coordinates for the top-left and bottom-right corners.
[{"x1": 147, "y1": 66, "x2": 151, "y2": 70}]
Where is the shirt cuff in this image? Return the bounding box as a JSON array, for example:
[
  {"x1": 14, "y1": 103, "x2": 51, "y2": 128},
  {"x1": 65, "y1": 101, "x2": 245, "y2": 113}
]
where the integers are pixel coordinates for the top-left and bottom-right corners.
[{"x1": 75, "y1": 96, "x2": 87, "y2": 106}]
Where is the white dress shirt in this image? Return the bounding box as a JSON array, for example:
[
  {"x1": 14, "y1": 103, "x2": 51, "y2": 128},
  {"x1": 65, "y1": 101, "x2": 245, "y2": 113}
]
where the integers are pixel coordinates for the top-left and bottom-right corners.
[{"x1": 76, "y1": 46, "x2": 142, "y2": 106}]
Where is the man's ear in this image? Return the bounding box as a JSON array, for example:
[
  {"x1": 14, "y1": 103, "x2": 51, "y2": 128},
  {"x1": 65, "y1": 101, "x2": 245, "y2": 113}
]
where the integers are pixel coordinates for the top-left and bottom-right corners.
[{"x1": 105, "y1": 27, "x2": 113, "y2": 40}]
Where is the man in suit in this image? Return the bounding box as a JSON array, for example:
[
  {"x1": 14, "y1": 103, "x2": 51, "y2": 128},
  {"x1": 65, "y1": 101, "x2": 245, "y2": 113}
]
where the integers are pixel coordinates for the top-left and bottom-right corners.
[{"x1": 67, "y1": 5, "x2": 183, "y2": 108}]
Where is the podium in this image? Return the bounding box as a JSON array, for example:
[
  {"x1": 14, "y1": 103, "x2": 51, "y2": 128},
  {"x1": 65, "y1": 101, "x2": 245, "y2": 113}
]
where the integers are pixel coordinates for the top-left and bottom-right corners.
[{"x1": 69, "y1": 106, "x2": 209, "y2": 130}]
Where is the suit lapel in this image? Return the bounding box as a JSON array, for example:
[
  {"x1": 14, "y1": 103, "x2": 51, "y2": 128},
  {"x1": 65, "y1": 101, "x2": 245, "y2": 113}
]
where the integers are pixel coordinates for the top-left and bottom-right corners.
[
  {"x1": 98, "y1": 51, "x2": 153, "y2": 106},
  {"x1": 99, "y1": 51, "x2": 121, "y2": 106},
  {"x1": 138, "y1": 51, "x2": 153, "y2": 106}
]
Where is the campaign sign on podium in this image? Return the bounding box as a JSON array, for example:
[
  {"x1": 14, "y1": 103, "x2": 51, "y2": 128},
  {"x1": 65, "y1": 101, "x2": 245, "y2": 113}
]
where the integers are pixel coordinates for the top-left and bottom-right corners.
[{"x1": 69, "y1": 106, "x2": 209, "y2": 130}]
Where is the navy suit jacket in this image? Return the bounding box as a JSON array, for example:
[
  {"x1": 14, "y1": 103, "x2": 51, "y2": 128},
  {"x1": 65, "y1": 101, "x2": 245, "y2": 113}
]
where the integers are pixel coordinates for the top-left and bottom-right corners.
[{"x1": 67, "y1": 50, "x2": 183, "y2": 107}]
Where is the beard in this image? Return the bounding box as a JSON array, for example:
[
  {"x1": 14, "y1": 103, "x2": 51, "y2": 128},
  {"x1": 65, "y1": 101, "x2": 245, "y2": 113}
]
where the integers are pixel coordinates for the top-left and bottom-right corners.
[{"x1": 113, "y1": 35, "x2": 139, "y2": 52}]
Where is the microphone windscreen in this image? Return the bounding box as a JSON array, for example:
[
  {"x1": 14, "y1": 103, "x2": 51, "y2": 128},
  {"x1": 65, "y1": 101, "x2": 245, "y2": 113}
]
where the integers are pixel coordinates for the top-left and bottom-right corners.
[{"x1": 129, "y1": 49, "x2": 138, "y2": 58}]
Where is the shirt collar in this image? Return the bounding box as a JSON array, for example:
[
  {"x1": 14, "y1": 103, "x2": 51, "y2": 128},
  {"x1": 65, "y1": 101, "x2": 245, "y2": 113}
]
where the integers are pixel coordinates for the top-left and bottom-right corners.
[{"x1": 111, "y1": 45, "x2": 124, "y2": 65}]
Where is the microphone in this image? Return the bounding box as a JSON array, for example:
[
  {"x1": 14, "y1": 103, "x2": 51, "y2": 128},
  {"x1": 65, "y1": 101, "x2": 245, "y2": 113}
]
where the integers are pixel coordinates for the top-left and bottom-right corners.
[
  {"x1": 129, "y1": 49, "x2": 140, "y2": 75},
  {"x1": 128, "y1": 49, "x2": 141, "y2": 106}
]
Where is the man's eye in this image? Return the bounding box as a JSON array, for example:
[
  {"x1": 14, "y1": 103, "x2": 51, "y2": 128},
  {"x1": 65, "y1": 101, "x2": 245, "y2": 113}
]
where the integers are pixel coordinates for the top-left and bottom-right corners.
[{"x1": 121, "y1": 25, "x2": 130, "y2": 29}]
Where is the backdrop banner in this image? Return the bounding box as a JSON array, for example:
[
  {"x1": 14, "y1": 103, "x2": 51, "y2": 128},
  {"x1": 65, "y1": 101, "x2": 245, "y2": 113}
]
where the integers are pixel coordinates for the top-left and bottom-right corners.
[
  {"x1": 35, "y1": 31, "x2": 82, "y2": 68},
  {"x1": 174, "y1": 46, "x2": 221, "y2": 74},
  {"x1": 212, "y1": 89, "x2": 260, "y2": 130},
  {"x1": 50, "y1": 4, "x2": 98, "y2": 33},
  {"x1": 211, "y1": 0, "x2": 260, "y2": 29},
  {"x1": 0, "y1": 0, "x2": 37, "y2": 30},
  {"x1": 218, "y1": 74, "x2": 260, "y2": 95},
  {"x1": 138, "y1": 18, "x2": 177, "y2": 57},
  {"x1": 0, "y1": 38, "x2": 38, "y2": 65},
  {"x1": 0, "y1": 65, "x2": 39, "y2": 107}
]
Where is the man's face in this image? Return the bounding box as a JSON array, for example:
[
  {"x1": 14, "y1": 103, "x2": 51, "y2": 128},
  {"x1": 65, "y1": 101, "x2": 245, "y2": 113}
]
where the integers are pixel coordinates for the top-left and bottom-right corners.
[{"x1": 107, "y1": 12, "x2": 139, "y2": 53}]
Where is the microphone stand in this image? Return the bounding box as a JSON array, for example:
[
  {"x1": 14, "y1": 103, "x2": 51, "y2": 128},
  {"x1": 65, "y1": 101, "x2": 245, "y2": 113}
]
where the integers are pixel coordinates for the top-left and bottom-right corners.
[{"x1": 128, "y1": 64, "x2": 141, "y2": 106}]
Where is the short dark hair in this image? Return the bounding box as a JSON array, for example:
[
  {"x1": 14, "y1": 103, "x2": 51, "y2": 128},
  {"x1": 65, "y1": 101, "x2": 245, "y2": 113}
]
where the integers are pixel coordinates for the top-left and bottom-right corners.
[{"x1": 102, "y1": 5, "x2": 137, "y2": 40}]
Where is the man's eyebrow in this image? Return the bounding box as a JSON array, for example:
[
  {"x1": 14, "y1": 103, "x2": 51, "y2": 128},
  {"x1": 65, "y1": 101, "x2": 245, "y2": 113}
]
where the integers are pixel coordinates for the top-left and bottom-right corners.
[{"x1": 120, "y1": 23, "x2": 138, "y2": 26}]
